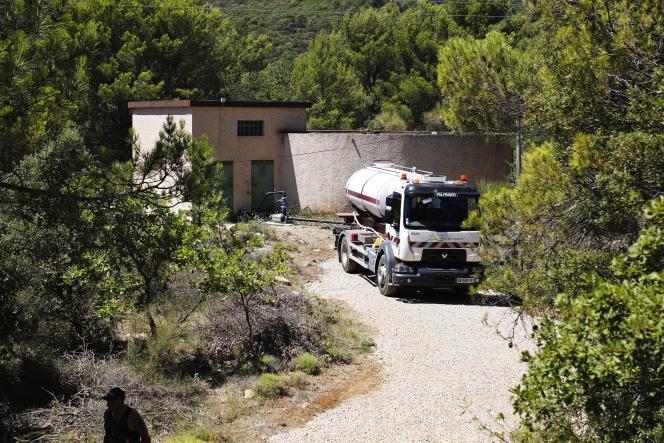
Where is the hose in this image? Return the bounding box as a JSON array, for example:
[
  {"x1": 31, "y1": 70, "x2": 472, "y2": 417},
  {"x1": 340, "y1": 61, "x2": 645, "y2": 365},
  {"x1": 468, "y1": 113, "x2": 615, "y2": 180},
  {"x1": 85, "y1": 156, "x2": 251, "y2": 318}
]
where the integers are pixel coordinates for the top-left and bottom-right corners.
[{"x1": 352, "y1": 212, "x2": 385, "y2": 241}]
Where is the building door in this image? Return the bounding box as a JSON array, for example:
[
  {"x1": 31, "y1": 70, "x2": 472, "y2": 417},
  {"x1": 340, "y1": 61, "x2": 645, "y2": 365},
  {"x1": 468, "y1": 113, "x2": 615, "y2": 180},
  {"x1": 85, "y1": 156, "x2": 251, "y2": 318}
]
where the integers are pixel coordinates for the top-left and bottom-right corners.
[
  {"x1": 216, "y1": 161, "x2": 233, "y2": 211},
  {"x1": 251, "y1": 160, "x2": 274, "y2": 211}
]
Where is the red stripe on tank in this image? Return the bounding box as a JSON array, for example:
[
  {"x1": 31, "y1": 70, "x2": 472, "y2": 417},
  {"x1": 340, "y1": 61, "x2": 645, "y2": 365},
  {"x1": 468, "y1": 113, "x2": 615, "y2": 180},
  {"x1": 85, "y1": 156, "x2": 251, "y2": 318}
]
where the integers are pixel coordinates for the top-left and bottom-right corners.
[{"x1": 346, "y1": 189, "x2": 378, "y2": 204}]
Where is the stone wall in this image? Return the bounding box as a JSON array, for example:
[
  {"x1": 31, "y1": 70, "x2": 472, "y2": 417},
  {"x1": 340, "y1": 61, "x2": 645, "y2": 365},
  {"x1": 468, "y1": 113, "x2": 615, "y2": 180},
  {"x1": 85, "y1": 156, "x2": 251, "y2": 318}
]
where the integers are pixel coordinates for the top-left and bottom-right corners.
[{"x1": 280, "y1": 132, "x2": 512, "y2": 211}]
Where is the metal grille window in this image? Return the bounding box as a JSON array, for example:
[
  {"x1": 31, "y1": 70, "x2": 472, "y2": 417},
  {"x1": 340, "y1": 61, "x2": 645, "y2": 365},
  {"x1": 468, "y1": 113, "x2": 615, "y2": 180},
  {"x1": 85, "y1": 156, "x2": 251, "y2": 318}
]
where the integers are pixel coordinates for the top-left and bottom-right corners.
[{"x1": 237, "y1": 120, "x2": 264, "y2": 136}]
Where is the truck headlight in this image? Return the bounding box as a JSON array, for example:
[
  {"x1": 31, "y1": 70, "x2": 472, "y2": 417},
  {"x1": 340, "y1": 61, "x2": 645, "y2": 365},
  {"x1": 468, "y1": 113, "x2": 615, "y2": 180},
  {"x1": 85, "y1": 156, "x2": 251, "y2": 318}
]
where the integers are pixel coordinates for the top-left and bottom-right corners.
[{"x1": 393, "y1": 263, "x2": 415, "y2": 273}]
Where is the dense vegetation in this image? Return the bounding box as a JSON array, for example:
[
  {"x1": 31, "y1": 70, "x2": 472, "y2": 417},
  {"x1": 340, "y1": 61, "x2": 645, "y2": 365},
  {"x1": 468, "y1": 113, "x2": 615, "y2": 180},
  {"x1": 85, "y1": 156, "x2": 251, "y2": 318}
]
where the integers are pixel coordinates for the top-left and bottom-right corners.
[
  {"x1": 224, "y1": 0, "x2": 664, "y2": 440},
  {"x1": 0, "y1": 0, "x2": 364, "y2": 439},
  {"x1": 213, "y1": 0, "x2": 397, "y2": 62},
  {"x1": 447, "y1": 1, "x2": 662, "y2": 440},
  {"x1": 1, "y1": 0, "x2": 662, "y2": 440},
  {"x1": 290, "y1": 0, "x2": 520, "y2": 129}
]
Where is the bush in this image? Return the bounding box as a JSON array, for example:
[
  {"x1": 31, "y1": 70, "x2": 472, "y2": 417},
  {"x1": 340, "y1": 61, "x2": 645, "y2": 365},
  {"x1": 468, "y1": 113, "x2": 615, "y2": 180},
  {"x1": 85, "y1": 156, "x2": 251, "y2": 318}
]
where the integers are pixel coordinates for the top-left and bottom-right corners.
[
  {"x1": 513, "y1": 197, "x2": 664, "y2": 442},
  {"x1": 127, "y1": 321, "x2": 207, "y2": 377},
  {"x1": 254, "y1": 373, "x2": 290, "y2": 399},
  {"x1": 199, "y1": 289, "x2": 327, "y2": 376},
  {"x1": 258, "y1": 354, "x2": 281, "y2": 373},
  {"x1": 288, "y1": 371, "x2": 308, "y2": 389},
  {"x1": 4, "y1": 348, "x2": 207, "y2": 441},
  {"x1": 293, "y1": 352, "x2": 319, "y2": 375}
]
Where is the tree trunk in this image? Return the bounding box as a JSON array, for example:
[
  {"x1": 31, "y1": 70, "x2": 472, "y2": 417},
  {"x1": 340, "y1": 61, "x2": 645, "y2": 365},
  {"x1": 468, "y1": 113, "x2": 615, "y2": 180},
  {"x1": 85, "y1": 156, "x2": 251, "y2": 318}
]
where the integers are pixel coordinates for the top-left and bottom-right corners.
[
  {"x1": 240, "y1": 293, "x2": 255, "y2": 357},
  {"x1": 148, "y1": 310, "x2": 157, "y2": 336}
]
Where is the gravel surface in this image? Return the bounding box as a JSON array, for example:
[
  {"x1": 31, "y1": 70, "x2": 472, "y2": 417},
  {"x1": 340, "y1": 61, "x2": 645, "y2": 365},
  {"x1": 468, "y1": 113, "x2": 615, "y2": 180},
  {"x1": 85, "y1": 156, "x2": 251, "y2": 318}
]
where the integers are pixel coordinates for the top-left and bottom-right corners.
[{"x1": 271, "y1": 258, "x2": 533, "y2": 443}]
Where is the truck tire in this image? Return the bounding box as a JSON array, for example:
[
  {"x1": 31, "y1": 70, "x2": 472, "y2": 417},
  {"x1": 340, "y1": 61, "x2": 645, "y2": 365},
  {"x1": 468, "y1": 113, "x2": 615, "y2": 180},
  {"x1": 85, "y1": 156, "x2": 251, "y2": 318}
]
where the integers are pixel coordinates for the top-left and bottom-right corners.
[
  {"x1": 454, "y1": 286, "x2": 471, "y2": 301},
  {"x1": 377, "y1": 255, "x2": 398, "y2": 296},
  {"x1": 340, "y1": 237, "x2": 359, "y2": 273}
]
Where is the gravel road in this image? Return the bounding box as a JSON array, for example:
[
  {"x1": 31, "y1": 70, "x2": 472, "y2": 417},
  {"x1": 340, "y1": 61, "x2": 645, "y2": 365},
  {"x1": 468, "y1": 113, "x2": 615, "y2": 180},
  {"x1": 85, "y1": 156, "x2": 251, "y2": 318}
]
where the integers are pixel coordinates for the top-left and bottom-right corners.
[{"x1": 271, "y1": 257, "x2": 532, "y2": 443}]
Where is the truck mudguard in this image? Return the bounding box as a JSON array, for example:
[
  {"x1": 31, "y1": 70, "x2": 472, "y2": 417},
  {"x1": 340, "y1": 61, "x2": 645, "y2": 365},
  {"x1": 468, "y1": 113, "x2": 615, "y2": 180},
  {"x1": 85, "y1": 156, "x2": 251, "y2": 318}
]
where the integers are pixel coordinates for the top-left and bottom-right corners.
[{"x1": 376, "y1": 241, "x2": 397, "y2": 274}]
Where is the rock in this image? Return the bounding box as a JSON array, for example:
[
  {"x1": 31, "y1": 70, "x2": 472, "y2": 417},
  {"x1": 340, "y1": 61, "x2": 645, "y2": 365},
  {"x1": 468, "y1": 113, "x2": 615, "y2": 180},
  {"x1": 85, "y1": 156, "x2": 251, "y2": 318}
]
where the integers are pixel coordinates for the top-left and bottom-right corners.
[
  {"x1": 274, "y1": 275, "x2": 292, "y2": 286},
  {"x1": 244, "y1": 389, "x2": 256, "y2": 399},
  {"x1": 244, "y1": 245, "x2": 274, "y2": 262},
  {"x1": 313, "y1": 248, "x2": 321, "y2": 253}
]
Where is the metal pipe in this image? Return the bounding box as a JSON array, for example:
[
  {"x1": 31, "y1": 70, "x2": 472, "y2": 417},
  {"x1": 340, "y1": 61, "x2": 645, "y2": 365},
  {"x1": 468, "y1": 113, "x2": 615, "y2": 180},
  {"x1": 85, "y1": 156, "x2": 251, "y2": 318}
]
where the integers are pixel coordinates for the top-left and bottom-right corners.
[{"x1": 287, "y1": 216, "x2": 348, "y2": 225}]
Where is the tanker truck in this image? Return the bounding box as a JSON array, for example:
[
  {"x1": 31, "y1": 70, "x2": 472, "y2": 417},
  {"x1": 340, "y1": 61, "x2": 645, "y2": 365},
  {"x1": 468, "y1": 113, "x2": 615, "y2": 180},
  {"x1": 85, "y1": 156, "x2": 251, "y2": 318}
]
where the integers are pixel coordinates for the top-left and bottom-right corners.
[{"x1": 334, "y1": 162, "x2": 482, "y2": 296}]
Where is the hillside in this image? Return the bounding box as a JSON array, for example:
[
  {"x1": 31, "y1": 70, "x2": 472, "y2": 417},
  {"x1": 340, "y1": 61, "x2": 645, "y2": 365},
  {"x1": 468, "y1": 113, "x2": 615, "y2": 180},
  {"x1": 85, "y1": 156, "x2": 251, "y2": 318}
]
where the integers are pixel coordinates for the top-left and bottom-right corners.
[{"x1": 213, "y1": 0, "x2": 417, "y2": 61}]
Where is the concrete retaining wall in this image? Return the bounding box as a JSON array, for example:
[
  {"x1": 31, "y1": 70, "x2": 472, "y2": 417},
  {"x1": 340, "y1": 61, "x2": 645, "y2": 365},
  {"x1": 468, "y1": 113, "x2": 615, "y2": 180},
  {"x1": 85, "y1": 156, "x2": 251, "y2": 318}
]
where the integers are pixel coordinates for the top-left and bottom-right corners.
[{"x1": 281, "y1": 132, "x2": 512, "y2": 211}]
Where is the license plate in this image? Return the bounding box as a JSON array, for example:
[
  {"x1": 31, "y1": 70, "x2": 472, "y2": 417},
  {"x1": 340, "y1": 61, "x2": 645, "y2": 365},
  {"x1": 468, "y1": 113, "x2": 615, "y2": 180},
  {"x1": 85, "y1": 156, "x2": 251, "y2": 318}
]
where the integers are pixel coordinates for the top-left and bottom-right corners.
[{"x1": 456, "y1": 277, "x2": 478, "y2": 284}]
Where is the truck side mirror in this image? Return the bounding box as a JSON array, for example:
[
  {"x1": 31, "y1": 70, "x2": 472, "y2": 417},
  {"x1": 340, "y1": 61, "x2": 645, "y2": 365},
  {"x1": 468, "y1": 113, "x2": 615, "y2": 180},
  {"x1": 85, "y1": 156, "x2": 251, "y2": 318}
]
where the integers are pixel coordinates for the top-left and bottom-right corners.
[{"x1": 384, "y1": 196, "x2": 395, "y2": 225}]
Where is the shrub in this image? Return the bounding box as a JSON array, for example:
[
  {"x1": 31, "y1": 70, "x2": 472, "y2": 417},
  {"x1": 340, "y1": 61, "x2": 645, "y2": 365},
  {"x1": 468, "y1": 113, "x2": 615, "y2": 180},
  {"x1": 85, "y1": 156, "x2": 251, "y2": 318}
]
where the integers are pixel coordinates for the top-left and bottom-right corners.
[
  {"x1": 254, "y1": 373, "x2": 290, "y2": 399},
  {"x1": 127, "y1": 321, "x2": 206, "y2": 377},
  {"x1": 166, "y1": 427, "x2": 220, "y2": 442},
  {"x1": 258, "y1": 354, "x2": 280, "y2": 373},
  {"x1": 288, "y1": 371, "x2": 308, "y2": 389},
  {"x1": 293, "y1": 352, "x2": 319, "y2": 375},
  {"x1": 199, "y1": 289, "x2": 327, "y2": 376},
  {"x1": 513, "y1": 197, "x2": 664, "y2": 441},
  {"x1": 5, "y1": 348, "x2": 207, "y2": 441}
]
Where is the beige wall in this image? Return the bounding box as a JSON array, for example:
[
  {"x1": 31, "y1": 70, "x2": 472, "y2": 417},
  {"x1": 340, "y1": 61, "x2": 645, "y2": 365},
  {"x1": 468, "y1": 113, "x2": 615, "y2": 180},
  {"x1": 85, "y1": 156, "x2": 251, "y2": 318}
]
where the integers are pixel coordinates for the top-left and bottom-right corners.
[
  {"x1": 192, "y1": 107, "x2": 307, "y2": 210},
  {"x1": 281, "y1": 132, "x2": 513, "y2": 211},
  {"x1": 131, "y1": 107, "x2": 511, "y2": 213},
  {"x1": 131, "y1": 108, "x2": 192, "y2": 153}
]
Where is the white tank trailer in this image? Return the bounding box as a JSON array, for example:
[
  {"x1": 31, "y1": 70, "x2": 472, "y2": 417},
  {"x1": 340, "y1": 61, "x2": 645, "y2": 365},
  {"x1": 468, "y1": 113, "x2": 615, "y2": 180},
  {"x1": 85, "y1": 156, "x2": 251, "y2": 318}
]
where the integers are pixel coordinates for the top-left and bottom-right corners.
[{"x1": 334, "y1": 161, "x2": 483, "y2": 296}]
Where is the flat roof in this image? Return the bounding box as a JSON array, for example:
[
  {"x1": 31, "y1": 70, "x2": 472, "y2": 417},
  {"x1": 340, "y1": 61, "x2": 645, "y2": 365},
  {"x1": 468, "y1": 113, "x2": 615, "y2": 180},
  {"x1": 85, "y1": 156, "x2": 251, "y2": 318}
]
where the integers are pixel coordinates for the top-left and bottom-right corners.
[{"x1": 128, "y1": 99, "x2": 310, "y2": 109}]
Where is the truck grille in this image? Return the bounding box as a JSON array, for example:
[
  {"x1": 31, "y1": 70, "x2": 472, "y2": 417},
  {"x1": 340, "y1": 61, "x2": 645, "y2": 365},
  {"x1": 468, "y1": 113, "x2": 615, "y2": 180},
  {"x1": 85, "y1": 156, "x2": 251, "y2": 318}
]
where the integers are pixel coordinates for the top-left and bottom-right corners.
[{"x1": 421, "y1": 248, "x2": 466, "y2": 265}]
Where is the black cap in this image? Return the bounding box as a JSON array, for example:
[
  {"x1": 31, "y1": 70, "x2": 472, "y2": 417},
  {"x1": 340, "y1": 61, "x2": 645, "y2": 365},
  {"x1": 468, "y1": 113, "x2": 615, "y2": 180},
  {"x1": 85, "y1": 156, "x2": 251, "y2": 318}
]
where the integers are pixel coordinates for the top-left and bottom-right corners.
[{"x1": 101, "y1": 387, "x2": 125, "y2": 401}]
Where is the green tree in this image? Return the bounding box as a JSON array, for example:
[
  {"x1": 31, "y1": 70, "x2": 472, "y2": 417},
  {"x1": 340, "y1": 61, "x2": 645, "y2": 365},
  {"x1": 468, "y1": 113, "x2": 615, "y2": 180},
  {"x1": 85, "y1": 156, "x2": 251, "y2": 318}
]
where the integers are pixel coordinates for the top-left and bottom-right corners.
[
  {"x1": 203, "y1": 236, "x2": 290, "y2": 357},
  {"x1": 236, "y1": 59, "x2": 295, "y2": 102},
  {"x1": 443, "y1": 0, "x2": 514, "y2": 38},
  {"x1": 527, "y1": 0, "x2": 663, "y2": 143},
  {"x1": 433, "y1": 0, "x2": 661, "y2": 303},
  {"x1": 293, "y1": 1, "x2": 456, "y2": 129},
  {"x1": 67, "y1": 0, "x2": 269, "y2": 159},
  {"x1": 292, "y1": 32, "x2": 369, "y2": 129},
  {"x1": 0, "y1": 0, "x2": 87, "y2": 171},
  {"x1": 438, "y1": 31, "x2": 532, "y2": 134},
  {"x1": 512, "y1": 197, "x2": 664, "y2": 442}
]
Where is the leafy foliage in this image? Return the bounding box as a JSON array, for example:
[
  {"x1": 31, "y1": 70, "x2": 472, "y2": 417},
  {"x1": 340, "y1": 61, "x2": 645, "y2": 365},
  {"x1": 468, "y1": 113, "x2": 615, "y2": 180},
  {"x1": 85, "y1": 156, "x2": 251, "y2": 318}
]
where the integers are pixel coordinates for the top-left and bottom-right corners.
[
  {"x1": 438, "y1": 31, "x2": 532, "y2": 133},
  {"x1": 0, "y1": 0, "x2": 269, "y2": 163},
  {"x1": 293, "y1": 1, "x2": 459, "y2": 129},
  {"x1": 513, "y1": 198, "x2": 664, "y2": 442},
  {"x1": 444, "y1": 2, "x2": 664, "y2": 439},
  {"x1": 213, "y1": 0, "x2": 399, "y2": 62}
]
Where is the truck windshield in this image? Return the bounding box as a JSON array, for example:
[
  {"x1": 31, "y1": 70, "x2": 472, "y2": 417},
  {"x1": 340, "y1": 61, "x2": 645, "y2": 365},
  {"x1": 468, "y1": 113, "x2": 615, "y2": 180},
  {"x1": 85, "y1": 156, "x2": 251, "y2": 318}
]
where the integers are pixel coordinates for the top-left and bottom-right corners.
[{"x1": 403, "y1": 195, "x2": 475, "y2": 231}]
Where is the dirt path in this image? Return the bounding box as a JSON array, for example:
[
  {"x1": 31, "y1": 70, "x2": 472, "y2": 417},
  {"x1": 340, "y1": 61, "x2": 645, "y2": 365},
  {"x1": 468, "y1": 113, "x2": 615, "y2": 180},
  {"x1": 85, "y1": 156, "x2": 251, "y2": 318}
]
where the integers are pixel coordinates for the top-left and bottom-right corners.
[{"x1": 269, "y1": 224, "x2": 532, "y2": 443}]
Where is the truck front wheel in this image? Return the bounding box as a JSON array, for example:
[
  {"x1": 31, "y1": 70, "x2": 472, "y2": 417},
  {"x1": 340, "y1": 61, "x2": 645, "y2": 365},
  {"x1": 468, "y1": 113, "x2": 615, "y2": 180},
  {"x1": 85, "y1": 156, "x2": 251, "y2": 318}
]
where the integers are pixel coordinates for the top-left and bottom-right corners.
[
  {"x1": 340, "y1": 237, "x2": 359, "y2": 273},
  {"x1": 377, "y1": 255, "x2": 398, "y2": 296}
]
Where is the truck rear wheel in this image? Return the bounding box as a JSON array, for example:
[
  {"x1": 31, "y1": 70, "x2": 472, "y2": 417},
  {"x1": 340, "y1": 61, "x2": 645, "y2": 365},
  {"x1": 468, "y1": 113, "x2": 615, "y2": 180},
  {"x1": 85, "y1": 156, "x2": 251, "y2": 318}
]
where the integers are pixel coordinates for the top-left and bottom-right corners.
[
  {"x1": 340, "y1": 237, "x2": 359, "y2": 273},
  {"x1": 377, "y1": 255, "x2": 398, "y2": 296}
]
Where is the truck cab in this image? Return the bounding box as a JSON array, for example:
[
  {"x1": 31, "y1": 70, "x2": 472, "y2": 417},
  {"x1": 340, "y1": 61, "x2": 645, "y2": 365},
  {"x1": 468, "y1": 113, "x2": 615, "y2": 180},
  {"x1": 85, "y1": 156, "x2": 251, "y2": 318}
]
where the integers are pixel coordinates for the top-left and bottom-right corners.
[
  {"x1": 336, "y1": 163, "x2": 482, "y2": 296},
  {"x1": 378, "y1": 182, "x2": 482, "y2": 295}
]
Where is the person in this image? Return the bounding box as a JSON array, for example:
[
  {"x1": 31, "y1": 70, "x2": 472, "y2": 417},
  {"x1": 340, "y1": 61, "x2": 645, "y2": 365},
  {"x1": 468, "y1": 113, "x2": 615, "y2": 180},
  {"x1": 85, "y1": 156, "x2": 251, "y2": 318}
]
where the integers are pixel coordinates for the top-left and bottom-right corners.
[{"x1": 102, "y1": 387, "x2": 151, "y2": 443}]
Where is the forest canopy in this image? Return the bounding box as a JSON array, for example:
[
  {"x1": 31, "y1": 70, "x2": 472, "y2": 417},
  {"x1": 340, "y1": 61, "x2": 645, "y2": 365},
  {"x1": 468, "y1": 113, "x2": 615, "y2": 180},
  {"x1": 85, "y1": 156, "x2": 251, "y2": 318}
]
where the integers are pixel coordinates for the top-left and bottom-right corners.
[{"x1": 0, "y1": 0, "x2": 662, "y2": 441}]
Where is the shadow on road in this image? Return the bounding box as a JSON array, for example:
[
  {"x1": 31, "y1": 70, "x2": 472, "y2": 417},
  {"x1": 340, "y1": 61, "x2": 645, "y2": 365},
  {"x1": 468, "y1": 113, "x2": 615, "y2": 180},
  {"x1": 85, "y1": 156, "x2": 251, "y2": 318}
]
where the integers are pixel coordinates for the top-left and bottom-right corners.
[
  {"x1": 355, "y1": 271, "x2": 517, "y2": 307},
  {"x1": 394, "y1": 289, "x2": 514, "y2": 307}
]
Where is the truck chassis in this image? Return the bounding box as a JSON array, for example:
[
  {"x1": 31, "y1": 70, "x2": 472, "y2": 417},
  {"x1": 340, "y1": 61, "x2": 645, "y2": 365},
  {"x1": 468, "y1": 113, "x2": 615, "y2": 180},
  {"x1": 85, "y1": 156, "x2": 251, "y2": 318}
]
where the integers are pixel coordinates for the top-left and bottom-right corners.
[{"x1": 333, "y1": 225, "x2": 482, "y2": 297}]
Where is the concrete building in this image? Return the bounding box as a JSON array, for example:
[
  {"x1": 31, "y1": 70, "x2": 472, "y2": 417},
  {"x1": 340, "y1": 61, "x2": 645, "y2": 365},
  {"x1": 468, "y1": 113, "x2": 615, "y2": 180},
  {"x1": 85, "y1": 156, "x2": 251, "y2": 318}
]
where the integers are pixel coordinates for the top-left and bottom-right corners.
[
  {"x1": 129, "y1": 100, "x2": 513, "y2": 213},
  {"x1": 129, "y1": 99, "x2": 308, "y2": 211}
]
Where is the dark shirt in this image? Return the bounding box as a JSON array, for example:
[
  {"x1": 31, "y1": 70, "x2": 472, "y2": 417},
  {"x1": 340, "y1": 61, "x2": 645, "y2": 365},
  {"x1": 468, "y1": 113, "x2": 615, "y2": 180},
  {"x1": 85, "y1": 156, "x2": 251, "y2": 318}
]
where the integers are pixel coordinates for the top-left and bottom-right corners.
[{"x1": 104, "y1": 406, "x2": 141, "y2": 443}]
